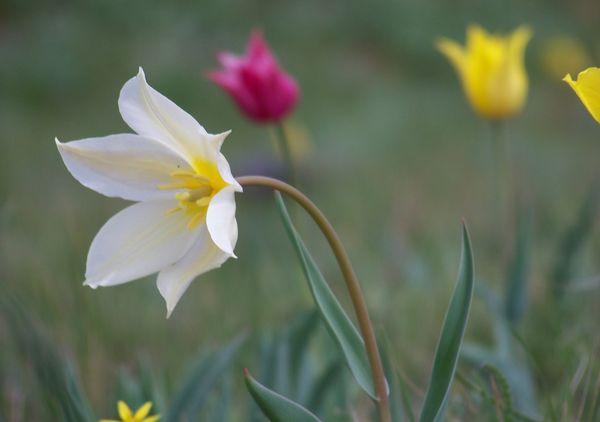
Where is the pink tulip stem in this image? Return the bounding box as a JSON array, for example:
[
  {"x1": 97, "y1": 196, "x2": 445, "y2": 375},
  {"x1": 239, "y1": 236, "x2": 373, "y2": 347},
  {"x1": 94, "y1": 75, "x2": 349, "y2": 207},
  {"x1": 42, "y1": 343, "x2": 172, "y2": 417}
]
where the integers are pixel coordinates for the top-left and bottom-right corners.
[
  {"x1": 274, "y1": 122, "x2": 298, "y2": 186},
  {"x1": 237, "y1": 175, "x2": 391, "y2": 422}
]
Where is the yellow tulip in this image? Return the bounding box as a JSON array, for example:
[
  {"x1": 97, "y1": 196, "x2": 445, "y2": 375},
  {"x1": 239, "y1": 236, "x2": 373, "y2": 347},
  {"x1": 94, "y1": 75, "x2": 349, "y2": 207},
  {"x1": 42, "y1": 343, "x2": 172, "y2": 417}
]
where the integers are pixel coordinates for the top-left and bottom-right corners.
[
  {"x1": 437, "y1": 25, "x2": 532, "y2": 120},
  {"x1": 539, "y1": 35, "x2": 590, "y2": 81},
  {"x1": 563, "y1": 67, "x2": 600, "y2": 124}
]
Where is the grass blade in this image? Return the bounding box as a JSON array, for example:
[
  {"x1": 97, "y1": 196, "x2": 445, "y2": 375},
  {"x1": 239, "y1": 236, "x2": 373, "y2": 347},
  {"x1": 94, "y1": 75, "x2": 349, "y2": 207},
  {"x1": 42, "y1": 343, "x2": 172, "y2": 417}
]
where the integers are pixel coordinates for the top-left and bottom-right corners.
[
  {"x1": 419, "y1": 224, "x2": 475, "y2": 422},
  {"x1": 244, "y1": 369, "x2": 322, "y2": 422},
  {"x1": 1, "y1": 297, "x2": 94, "y2": 422},
  {"x1": 165, "y1": 332, "x2": 247, "y2": 422},
  {"x1": 306, "y1": 360, "x2": 343, "y2": 415},
  {"x1": 551, "y1": 187, "x2": 599, "y2": 298},
  {"x1": 275, "y1": 192, "x2": 377, "y2": 399},
  {"x1": 379, "y1": 331, "x2": 416, "y2": 422}
]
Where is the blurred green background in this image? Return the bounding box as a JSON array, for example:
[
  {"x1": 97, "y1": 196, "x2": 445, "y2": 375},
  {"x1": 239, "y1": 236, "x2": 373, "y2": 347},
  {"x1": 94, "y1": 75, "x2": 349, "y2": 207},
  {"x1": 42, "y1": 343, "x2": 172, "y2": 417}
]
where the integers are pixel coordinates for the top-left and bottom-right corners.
[{"x1": 1, "y1": 0, "x2": 599, "y2": 420}]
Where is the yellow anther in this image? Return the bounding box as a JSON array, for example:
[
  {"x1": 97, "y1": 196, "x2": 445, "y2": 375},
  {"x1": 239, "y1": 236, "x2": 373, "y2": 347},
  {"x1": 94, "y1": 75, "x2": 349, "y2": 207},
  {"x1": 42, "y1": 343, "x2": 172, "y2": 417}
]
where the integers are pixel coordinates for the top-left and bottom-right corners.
[
  {"x1": 195, "y1": 197, "x2": 211, "y2": 207},
  {"x1": 175, "y1": 192, "x2": 190, "y2": 201}
]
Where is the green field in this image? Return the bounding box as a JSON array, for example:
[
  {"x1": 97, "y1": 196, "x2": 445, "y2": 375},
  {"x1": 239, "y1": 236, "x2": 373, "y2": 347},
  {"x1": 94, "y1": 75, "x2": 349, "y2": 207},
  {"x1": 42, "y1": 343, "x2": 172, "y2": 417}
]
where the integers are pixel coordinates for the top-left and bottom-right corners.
[{"x1": 1, "y1": 1, "x2": 599, "y2": 420}]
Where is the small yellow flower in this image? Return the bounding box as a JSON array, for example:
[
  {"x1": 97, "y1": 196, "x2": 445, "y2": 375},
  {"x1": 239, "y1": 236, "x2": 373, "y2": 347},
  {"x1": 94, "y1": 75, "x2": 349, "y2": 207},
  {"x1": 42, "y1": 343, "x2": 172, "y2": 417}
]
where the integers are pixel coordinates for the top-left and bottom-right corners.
[
  {"x1": 563, "y1": 67, "x2": 600, "y2": 124},
  {"x1": 100, "y1": 401, "x2": 160, "y2": 422},
  {"x1": 437, "y1": 24, "x2": 532, "y2": 120},
  {"x1": 539, "y1": 35, "x2": 591, "y2": 81}
]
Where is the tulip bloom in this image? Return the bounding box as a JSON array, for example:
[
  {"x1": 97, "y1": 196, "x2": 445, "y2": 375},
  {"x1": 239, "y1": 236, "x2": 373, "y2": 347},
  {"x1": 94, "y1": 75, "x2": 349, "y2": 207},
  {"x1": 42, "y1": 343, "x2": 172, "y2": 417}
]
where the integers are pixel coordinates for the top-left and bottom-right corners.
[
  {"x1": 540, "y1": 36, "x2": 590, "y2": 81},
  {"x1": 100, "y1": 401, "x2": 159, "y2": 422},
  {"x1": 208, "y1": 31, "x2": 299, "y2": 123},
  {"x1": 563, "y1": 67, "x2": 600, "y2": 124},
  {"x1": 437, "y1": 25, "x2": 532, "y2": 120},
  {"x1": 56, "y1": 68, "x2": 242, "y2": 316}
]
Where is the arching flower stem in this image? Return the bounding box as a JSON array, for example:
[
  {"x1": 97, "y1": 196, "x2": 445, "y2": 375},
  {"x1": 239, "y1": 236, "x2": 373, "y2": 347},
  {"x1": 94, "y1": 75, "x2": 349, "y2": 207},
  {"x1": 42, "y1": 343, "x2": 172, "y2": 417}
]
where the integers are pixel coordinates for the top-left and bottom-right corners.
[{"x1": 236, "y1": 175, "x2": 391, "y2": 422}]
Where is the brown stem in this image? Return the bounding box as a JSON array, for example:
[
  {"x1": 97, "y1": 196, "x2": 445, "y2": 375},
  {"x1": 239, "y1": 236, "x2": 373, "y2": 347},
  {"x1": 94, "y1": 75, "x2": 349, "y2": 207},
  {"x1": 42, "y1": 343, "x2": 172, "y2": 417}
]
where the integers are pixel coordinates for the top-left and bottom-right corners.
[{"x1": 237, "y1": 175, "x2": 391, "y2": 422}]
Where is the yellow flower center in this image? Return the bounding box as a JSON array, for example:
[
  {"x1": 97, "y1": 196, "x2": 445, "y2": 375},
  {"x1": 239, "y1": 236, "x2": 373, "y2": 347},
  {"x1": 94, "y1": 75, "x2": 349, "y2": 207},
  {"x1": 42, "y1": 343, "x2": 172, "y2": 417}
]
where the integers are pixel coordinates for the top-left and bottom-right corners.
[{"x1": 159, "y1": 159, "x2": 227, "y2": 230}]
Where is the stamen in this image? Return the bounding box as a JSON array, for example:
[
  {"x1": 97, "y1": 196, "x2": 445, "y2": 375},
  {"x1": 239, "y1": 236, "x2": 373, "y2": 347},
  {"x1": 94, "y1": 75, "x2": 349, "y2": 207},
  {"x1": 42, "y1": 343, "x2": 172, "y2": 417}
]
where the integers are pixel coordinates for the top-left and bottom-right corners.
[
  {"x1": 170, "y1": 170, "x2": 210, "y2": 183},
  {"x1": 175, "y1": 192, "x2": 190, "y2": 201},
  {"x1": 183, "y1": 180, "x2": 211, "y2": 190},
  {"x1": 159, "y1": 182, "x2": 187, "y2": 190},
  {"x1": 159, "y1": 164, "x2": 222, "y2": 231},
  {"x1": 165, "y1": 207, "x2": 181, "y2": 215},
  {"x1": 187, "y1": 210, "x2": 205, "y2": 230},
  {"x1": 195, "y1": 197, "x2": 211, "y2": 207}
]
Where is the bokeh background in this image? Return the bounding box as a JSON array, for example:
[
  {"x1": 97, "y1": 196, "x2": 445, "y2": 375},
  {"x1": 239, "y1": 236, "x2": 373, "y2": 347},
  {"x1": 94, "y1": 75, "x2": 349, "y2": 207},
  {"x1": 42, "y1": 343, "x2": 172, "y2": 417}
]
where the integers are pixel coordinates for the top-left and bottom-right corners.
[{"x1": 1, "y1": 0, "x2": 599, "y2": 420}]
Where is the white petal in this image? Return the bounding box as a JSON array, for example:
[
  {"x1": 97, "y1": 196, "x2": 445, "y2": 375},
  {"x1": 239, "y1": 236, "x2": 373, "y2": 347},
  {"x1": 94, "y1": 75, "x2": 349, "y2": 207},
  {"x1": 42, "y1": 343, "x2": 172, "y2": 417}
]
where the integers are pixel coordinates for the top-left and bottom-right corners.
[
  {"x1": 206, "y1": 186, "x2": 239, "y2": 256},
  {"x1": 56, "y1": 134, "x2": 190, "y2": 201},
  {"x1": 217, "y1": 152, "x2": 242, "y2": 191},
  {"x1": 85, "y1": 200, "x2": 199, "y2": 287},
  {"x1": 118, "y1": 68, "x2": 220, "y2": 163},
  {"x1": 157, "y1": 224, "x2": 234, "y2": 317}
]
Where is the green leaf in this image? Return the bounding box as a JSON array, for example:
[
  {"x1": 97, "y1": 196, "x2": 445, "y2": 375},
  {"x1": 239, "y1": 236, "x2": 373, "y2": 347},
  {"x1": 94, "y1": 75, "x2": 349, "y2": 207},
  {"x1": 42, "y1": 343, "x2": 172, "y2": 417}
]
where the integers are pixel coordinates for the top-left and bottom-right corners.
[
  {"x1": 1, "y1": 297, "x2": 95, "y2": 422},
  {"x1": 379, "y1": 331, "x2": 415, "y2": 422},
  {"x1": 251, "y1": 313, "x2": 320, "y2": 422},
  {"x1": 306, "y1": 360, "x2": 343, "y2": 414},
  {"x1": 275, "y1": 192, "x2": 377, "y2": 399},
  {"x1": 137, "y1": 357, "x2": 168, "y2": 417},
  {"x1": 288, "y1": 310, "x2": 320, "y2": 395},
  {"x1": 505, "y1": 209, "x2": 531, "y2": 323},
  {"x1": 551, "y1": 187, "x2": 599, "y2": 298},
  {"x1": 420, "y1": 224, "x2": 475, "y2": 422},
  {"x1": 244, "y1": 369, "x2": 322, "y2": 422},
  {"x1": 165, "y1": 333, "x2": 247, "y2": 422},
  {"x1": 207, "y1": 377, "x2": 232, "y2": 422}
]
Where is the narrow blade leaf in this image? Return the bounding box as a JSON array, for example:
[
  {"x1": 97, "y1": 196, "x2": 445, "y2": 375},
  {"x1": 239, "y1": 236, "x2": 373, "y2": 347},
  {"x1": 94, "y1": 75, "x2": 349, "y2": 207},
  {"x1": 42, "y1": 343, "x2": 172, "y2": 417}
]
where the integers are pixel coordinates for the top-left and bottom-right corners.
[
  {"x1": 1, "y1": 297, "x2": 95, "y2": 422},
  {"x1": 379, "y1": 332, "x2": 414, "y2": 422},
  {"x1": 551, "y1": 187, "x2": 599, "y2": 298},
  {"x1": 275, "y1": 192, "x2": 377, "y2": 398},
  {"x1": 505, "y1": 209, "x2": 531, "y2": 323},
  {"x1": 420, "y1": 224, "x2": 474, "y2": 422},
  {"x1": 165, "y1": 333, "x2": 247, "y2": 422},
  {"x1": 244, "y1": 369, "x2": 322, "y2": 422}
]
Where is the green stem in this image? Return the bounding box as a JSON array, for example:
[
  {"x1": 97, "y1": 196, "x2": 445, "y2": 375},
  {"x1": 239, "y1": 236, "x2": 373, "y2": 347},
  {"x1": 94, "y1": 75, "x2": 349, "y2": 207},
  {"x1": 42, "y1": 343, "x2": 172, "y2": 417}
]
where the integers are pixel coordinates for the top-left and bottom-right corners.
[
  {"x1": 488, "y1": 121, "x2": 510, "y2": 245},
  {"x1": 274, "y1": 122, "x2": 298, "y2": 186},
  {"x1": 237, "y1": 175, "x2": 391, "y2": 422}
]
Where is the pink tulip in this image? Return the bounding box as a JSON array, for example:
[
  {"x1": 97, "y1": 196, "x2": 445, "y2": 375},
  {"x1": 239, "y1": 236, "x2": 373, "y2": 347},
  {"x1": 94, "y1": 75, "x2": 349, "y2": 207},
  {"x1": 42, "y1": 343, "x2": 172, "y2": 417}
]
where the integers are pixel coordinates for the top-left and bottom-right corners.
[{"x1": 209, "y1": 31, "x2": 299, "y2": 123}]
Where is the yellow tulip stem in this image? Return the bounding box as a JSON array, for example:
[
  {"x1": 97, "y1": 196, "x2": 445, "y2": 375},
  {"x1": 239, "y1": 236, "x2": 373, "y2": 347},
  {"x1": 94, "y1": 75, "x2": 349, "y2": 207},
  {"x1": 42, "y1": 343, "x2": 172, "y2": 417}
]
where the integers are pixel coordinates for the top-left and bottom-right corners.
[
  {"x1": 489, "y1": 120, "x2": 511, "y2": 245},
  {"x1": 237, "y1": 175, "x2": 391, "y2": 422}
]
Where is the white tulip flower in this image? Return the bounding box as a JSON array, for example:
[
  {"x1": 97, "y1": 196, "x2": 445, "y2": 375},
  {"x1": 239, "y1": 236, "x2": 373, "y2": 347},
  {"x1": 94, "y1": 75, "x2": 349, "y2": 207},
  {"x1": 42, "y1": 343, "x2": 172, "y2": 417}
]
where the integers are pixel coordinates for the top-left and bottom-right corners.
[{"x1": 56, "y1": 68, "x2": 242, "y2": 317}]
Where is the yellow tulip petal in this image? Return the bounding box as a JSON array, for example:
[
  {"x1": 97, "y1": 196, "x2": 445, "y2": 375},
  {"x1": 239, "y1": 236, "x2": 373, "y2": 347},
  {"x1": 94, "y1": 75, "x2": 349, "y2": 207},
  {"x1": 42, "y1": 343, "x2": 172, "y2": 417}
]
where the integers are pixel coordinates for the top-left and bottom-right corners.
[
  {"x1": 508, "y1": 26, "x2": 532, "y2": 61},
  {"x1": 436, "y1": 38, "x2": 467, "y2": 77},
  {"x1": 564, "y1": 67, "x2": 600, "y2": 124},
  {"x1": 466, "y1": 24, "x2": 485, "y2": 45},
  {"x1": 118, "y1": 401, "x2": 133, "y2": 420},
  {"x1": 563, "y1": 73, "x2": 576, "y2": 88},
  {"x1": 134, "y1": 402, "x2": 153, "y2": 420},
  {"x1": 467, "y1": 24, "x2": 494, "y2": 54},
  {"x1": 143, "y1": 415, "x2": 161, "y2": 422}
]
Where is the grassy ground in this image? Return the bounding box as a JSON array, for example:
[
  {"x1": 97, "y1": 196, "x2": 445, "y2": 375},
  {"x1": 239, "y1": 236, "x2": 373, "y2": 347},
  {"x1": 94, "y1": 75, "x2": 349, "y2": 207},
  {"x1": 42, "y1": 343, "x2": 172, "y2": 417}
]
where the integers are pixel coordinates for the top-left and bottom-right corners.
[{"x1": 1, "y1": 0, "x2": 599, "y2": 420}]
